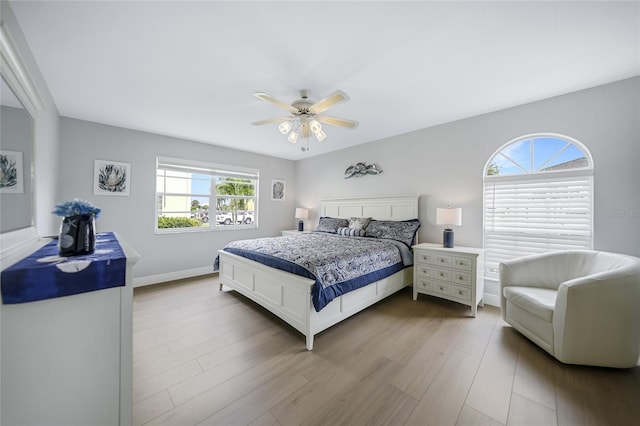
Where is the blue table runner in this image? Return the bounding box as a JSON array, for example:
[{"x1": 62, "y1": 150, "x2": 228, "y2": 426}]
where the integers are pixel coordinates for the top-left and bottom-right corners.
[{"x1": 1, "y1": 232, "x2": 127, "y2": 304}]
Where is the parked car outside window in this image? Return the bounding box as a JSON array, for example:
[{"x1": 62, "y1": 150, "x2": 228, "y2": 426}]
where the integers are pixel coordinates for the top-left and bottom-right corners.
[{"x1": 215, "y1": 211, "x2": 254, "y2": 225}]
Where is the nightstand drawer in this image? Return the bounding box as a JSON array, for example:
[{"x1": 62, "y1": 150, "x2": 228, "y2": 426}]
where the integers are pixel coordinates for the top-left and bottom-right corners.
[
  {"x1": 434, "y1": 255, "x2": 451, "y2": 267},
  {"x1": 452, "y1": 256, "x2": 473, "y2": 271},
  {"x1": 416, "y1": 252, "x2": 435, "y2": 264},
  {"x1": 451, "y1": 284, "x2": 471, "y2": 301},
  {"x1": 416, "y1": 264, "x2": 434, "y2": 278},
  {"x1": 451, "y1": 271, "x2": 471, "y2": 286},
  {"x1": 431, "y1": 281, "x2": 451, "y2": 297},
  {"x1": 433, "y1": 267, "x2": 451, "y2": 282},
  {"x1": 415, "y1": 277, "x2": 433, "y2": 292}
]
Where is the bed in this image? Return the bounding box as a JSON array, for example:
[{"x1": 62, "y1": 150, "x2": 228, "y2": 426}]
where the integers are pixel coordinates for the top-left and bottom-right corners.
[{"x1": 217, "y1": 194, "x2": 420, "y2": 350}]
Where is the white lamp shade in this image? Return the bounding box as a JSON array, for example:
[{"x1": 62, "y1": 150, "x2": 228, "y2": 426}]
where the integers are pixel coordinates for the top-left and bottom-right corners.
[
  {"x1": 288, "y1": 131, "x2": 298, "y2": 143},
  {"x1": 309, "y1": 120, "x2": 322, "y2": 134},
  {"x1": 278, "y1": 121, "x2": 292, "y2": 134},
  {"x1": 295, "y1": 208, "x2": 309, "y2": 219},
  {"x1": 436, "y1": 207, "x2": 462, "y2": 227},
  {"x1": 314, "y1": 129, "x2": 327, "y2": 142}
]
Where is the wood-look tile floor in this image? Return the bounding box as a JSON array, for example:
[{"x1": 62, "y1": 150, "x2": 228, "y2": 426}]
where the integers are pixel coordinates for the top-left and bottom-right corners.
[{"x1": 132, "y1": 274, "x2": 640, "y2": 426}]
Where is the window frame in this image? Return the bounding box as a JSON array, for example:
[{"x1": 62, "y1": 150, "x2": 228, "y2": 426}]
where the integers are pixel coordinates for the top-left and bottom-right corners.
[
  {"x1": 155, "y1": 156, "x2": 259, "y2": 234},
  {"x1": 482, "y1": 133, "x2": 594, "y2": 280}
]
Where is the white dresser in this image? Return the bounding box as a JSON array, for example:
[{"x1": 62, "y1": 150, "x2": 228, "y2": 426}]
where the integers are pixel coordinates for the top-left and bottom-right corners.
[
  {"x1": 412, "y1": 243, "x2": 484, "y2": 317},
  {"x1": 1, "y1": 234, "x2": 139, "y2": 426}
]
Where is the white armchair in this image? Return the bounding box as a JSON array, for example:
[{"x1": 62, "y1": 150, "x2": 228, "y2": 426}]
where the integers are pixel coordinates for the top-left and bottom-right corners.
[{"x1": 500, "y1": 250, "x2": 640, "y2": 368}]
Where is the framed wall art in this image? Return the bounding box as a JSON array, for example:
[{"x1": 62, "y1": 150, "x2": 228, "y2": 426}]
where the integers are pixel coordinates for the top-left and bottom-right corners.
[
  {"x1": 0, "y1": 150, "x2": 24, "y2": 194},
  {"x1": 271, "y1": 179, "x2": 285, "y2": 201},
  {"x1": 94, "y1": 159, "x2": 131, "y2": 196}
]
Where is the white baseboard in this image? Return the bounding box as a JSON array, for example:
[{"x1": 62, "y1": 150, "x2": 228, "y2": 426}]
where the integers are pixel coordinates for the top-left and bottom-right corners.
[
  {"x1": 133, "y1": 266, "x2": 216, "y2": 288},
  {"x1": 483, "y1": 293, "x2": 500, "y2": 307}
]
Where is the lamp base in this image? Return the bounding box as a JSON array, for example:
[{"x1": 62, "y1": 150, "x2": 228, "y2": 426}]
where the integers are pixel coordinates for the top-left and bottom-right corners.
[
  {"x1": 298, "y1": 220, "x2": 304, "y2": 232},
  {"x1": 443, "y1": 228, "x2": 454, "y2": 248}
]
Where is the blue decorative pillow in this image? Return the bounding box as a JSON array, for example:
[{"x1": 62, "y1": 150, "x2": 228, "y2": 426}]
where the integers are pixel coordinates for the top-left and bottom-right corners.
[
  {"x1": 365, "y1": 219, "x2": 421, "y2": 247},
  {"x1": 337, "y1": 226, "x2": 366, "y2": 237},
  {"x1": 315, "y1": 217, "x2": 349, "y2": 234},
  {"x1": 348, "y1": 217, "x2": 372, "y2": 230}
]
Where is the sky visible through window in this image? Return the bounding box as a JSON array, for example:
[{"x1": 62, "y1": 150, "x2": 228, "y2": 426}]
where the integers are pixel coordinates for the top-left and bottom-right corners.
[
  {"x1": 190, "y1": 173, "x2": 212, "y2": 207},
  {"x1": 489, "y1": 136, "x2": 587, "y2": 176}
]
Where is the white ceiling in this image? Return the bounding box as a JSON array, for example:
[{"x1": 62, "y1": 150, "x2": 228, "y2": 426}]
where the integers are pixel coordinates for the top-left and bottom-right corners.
[{"x1": 8, "y1": 0, "x2": 640, "y2": 160}]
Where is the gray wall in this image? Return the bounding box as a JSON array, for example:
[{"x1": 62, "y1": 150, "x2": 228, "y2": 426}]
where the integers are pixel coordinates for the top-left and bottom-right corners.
[
  {"x1": 58, "y1": 118, "x2": 296, "y2": 283},
  {"x1": 296, "y1": 77, "x2": 640, "y2": 299}
]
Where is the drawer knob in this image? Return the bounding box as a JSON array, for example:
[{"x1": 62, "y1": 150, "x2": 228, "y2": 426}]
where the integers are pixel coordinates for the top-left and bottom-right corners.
[
  {"x1": 459, "y1": 276, "x2": 464, "y2": 280},
  {"x1": 458, "y1": 290, "x2": 463, "y2": 295},
  {"x1": 439, "y1": 286, "x2": 445, "y2": 291}
]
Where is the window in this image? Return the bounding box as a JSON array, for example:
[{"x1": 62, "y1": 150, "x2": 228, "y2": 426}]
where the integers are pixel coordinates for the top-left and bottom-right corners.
[
  {"x1": 483, "y1": 134, "x2": 593, "y2": 280},
  {"x1": 156, "y1": 157, "x2": 258, "y2": 232}
]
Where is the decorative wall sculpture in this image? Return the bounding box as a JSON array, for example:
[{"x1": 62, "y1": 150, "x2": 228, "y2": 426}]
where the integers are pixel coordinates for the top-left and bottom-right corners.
[{"x1": 344, "y1": 162, "x2": 383, "y2": 179}]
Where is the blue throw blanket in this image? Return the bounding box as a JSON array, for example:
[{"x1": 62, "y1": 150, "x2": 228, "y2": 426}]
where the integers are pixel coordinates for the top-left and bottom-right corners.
[
  {"x1": 218, "y1": 232, "x2": 412, "y2": 311},
  {"x1": 1, "y1": 232, "x2": 126, "y2": 304}
]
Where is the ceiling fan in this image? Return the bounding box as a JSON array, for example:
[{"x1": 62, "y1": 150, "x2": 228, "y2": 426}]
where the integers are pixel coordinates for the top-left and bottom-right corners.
[{"x1": 251, "y1": 89, "x2": 358, "y2": 146}]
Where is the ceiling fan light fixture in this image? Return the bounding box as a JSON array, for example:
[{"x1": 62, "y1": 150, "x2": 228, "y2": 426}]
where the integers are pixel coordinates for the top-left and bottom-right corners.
[
  {"x1": 288, "y1": 131, "x2": 298, "y2": 144},
  {"x1": 309, "y1": 120, "x2": 322, "y2": 134},
  {"x1": 278, "y1": 120, "x2": 292, "y2": 134},
  {"x1": 314, "y1": 129, "x2": 327, "y2": 142}
]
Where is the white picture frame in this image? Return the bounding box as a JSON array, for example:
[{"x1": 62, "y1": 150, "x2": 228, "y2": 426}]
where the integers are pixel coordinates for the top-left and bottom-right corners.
[
  {"x1": 94, "y1": 159, "x2": 131, "y2": 196},
  {"x1": 271, "y1": 179, "x2": 285, "y2": 201},
  {"x1": 0, "y1": 150, "x2": 24, "y2": 194}
]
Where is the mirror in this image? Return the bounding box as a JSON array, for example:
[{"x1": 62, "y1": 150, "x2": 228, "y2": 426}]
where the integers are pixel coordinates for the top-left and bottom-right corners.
[{"x1": 1, "y1": 75, "x2": 34, "y2": 233}]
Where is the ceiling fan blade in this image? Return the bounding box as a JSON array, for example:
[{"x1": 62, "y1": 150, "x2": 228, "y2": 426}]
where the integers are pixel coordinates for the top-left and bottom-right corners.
[
  {"x1": 309, "y1": 90, "x2": 349, "y2": 114},
  {"x1": 317, "y1": 115, "x2": 359, "y2": 129},
  {"x1": 253, "y1": 92, "x2": 298, "y2": 113},
  {"x1": 251, "y1": 116, "x2": 292, "y2": 126}
]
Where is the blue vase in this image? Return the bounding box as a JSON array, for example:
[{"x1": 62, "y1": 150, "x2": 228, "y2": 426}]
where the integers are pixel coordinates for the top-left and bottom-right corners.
[{"x1": 58, "y1": 214, "x2": 96, "y2": 256}]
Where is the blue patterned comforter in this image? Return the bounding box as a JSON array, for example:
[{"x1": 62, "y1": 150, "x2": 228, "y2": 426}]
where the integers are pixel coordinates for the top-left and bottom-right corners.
[{"x1": 220, "y1": 232, "x2": 413, "y2": 312}]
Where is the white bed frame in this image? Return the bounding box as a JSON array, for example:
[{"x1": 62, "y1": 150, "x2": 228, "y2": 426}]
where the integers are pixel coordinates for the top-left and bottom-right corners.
[{"x1": 217, "y1": 194, "x2": 419, "y2": 350}]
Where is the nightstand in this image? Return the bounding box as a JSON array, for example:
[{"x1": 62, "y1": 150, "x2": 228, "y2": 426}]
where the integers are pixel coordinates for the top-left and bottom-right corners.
[
  {"x1": 281, "y1": 230, "x2": 312, "y2": 236},
  {"x1": 412, "y1": 243, "x2": 484, "y2": 317}
]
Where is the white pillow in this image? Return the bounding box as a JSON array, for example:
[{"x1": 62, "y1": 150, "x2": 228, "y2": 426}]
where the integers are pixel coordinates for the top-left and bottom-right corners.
[{"x1": 348, "y1": 217, "x2": 372, "y2": 230}]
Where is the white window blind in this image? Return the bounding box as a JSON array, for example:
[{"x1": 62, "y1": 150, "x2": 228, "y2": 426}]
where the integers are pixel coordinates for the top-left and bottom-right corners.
[{"x1": 484, "y1": 173, "x2": 593, "y2": 279}]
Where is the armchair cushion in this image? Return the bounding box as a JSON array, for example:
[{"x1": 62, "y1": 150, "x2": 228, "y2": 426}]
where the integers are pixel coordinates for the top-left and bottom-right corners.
[{"x1": 502, "y1": 286, "x2": 556, "y2": 322}]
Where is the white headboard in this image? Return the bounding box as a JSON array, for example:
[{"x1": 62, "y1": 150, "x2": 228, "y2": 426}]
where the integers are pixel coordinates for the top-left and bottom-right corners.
[{"x1": 319, "y1": 194, "x2": 419, "y2": 221}]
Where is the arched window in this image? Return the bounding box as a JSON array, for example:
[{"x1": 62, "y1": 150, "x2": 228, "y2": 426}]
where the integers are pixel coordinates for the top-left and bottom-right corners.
[{"x1": 483, "y1": 134, "x2": 593, "y2": 280}]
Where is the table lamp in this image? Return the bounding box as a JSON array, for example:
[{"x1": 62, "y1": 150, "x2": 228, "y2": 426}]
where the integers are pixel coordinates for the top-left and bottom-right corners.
[{"x1": 436, "y1": 206, "x2": 462, "y2": 248}]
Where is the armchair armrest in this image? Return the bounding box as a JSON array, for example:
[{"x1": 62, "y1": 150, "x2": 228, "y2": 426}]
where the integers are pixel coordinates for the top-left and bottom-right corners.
[
  {"x1": 499, "y1": 251, "x2": 570, "y2": 319},
  {"x1": 553, "y1": 266, "x2": 640, "y2": 367}
]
